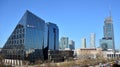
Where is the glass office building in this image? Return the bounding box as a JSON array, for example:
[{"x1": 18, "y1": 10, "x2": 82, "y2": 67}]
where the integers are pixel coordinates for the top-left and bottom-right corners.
[
  {"x1": 2, "y1": 10, "x2": 59, "y2": 61},
  {"x1": 43, "y1": 22, "x2": 59, "y2": 60},
  {"x1": 100, "y1": 16, "x2": 115, "y2": 51},
  {"x1": 100, "y1": 39, "x2": 113, "y2": 51},
  {"x1": 104, "y1": 17, "x2": 114, "y2": 39},
  {"x1": 47, "y1": 22, "x2": 59, "y2": 50},
  {"x1": 69, "y1": 40, "x2": 75, "y2": 50},
  {"x1": 59, "y1": 37, "x2": 69, "y2": 50}
]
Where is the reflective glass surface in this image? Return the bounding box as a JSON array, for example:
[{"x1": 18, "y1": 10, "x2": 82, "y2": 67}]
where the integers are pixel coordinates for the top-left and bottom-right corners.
[{"x1": 47, "y1": 22, "x2": 59, "y2": 50}]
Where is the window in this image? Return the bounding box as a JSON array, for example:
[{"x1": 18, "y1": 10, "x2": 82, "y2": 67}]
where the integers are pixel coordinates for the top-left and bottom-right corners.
[
  {"x1": 17, "y1": 35, "x2": 18, "y2": 39},
  {"x1": 22, "y1": 34, "x2": 24, "y2": 38},
  {"x1": 19, "y1": 34, "x2": 21, "y2": 38},
  {"x1": 17, "y1": 40, "x2": 18, "y2": 44},
  {"x1": 15, "y1": 40, "x2": 16, "y2": 44},
  {"x1": 23, "y1": 29, "x2": 25, "y2": 33},
  {"x1": 23, "y1": 39, "x2": 24, "y2": 44},
  {"x1": 20, "y1": 40, "x2": 22, "y2": 43},
  {"x1": 20, "y1": 29, "x2": 22, "y2": 33}
]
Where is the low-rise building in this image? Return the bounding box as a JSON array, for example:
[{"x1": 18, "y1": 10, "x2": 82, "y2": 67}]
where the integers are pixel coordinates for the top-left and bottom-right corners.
[
  {"x1": 48, "y1": 50, "x2": 74, "y2": 62},
  {"x1": 75, "y1": 48, "x2": 103, "y2": 59},
  {"x1": 102, "y1": 49, "x2": 120, "y2": 58},
  {"x1": 76, "y1": 48, "x2": 120, "y2": 59}
]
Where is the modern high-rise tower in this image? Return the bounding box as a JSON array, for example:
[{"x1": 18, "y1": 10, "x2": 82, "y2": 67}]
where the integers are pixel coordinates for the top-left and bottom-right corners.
[
  {"x1": 81, "y1": 38, "x2": 86, "y2": 48},
  {"x1": 69, "y1": 40, "x2": 75, "y2": 50},
  {"x1": 100, "y1": 10, "x2": 115, "y2": 51},
  {"x1": 47, "y1": 22, "x2": 59, "y2": 50},
  {"x1": 90, "y1": 33, "x2": 95, "y2": 48},
  {"x1": 59, "y1": 37, "x2": 69, "y2": 50}
]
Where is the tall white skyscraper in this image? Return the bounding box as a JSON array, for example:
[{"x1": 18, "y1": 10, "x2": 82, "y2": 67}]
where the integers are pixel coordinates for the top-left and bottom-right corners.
[
  {"x1": 90, "y1": 33, "x2": 95, "y2": 48},
  {"x1": 81, "y1": 38, "x2": 86, "y2": 48}
]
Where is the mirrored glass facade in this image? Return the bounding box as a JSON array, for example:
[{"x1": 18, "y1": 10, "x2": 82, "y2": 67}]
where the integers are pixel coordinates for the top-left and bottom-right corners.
[
  {"x1": 47, "y1": 22, "x2": 59, "y2": 50},
  {"x1": 104, "y1": 17, "x2": 114, "y2": 39},
  {"x1": 2, "y1": 24, "x2": 25, "y2": 60},
  {"x1": 69, "y1": 40, "x2": 75, "y2": 50},
  {"x1": 2, "y1": 10, "x2": 59, "y2": 61},
  {"x1": 59, "y1": 37, "x2": 69, "y2": 50},
  {"x1": 100, "y1": 39, "x2": 113, "y2": 51},
  {"x1": 100, "y1": 16, "x2": 115, "y2": 51}
]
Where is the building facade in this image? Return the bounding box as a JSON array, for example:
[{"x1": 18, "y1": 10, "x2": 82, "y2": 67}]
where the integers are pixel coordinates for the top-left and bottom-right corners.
[
  {"x1": 100, "y1": 15, "x2": 115, "y2": 51},
  {"x1": 75, "y1": 48, "x2": 103, "y2": 59},
  {"x1": 103, "y1": 51, "x2": 120, "y2": 58},
  {"x1": 90, "y1": 33, "x2": 95, "y2": 48},
  {"x1": 69, "y1": 40, "x2": 75, "y2": 50},
  {"x1": 2, "y1": 10, "x2": 59, "y2": 62},
  {"x1": 81, "y1": 38, "x2": 86, "y2": 48},
  {"x1": 47, "y1": 22, "x2": 59, "y2": 50},
  {"x1": 100, "y1": 39, "x2": 113, "y2": 51},
  {"x1": 48, "y1": 50, "x2": 74, "y2": 62},
  {"x1": 59, "y1": 37, "x2": 69, "y2": 50}
]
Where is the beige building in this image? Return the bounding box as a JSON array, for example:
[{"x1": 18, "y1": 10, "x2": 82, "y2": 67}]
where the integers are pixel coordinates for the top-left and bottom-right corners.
[{"x1": 75, "y1": 48, "x2": 103, "y2": 59}]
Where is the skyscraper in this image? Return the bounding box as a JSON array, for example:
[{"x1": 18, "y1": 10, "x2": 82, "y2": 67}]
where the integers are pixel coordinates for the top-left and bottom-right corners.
[
  {"x1": 59, "y1": 37, "x2": 69, "y2": 50},
  {"x1": 43, "y1": 22, "x2": 59, "y2": 60},
  {"x1": 2, "y1": 10, "x2": 59, "y2": 61},
  {"x1": 69, "y1": 40, "x2": 75, "y2": 50},
  {"x1": 90, "y1": 33, "x2": 95, "y2": 48},
  {"x1": 47, "y1": 22, "x2": 59, "y2": 50},
  {"x1": 100, "y1": 11, "x2": 115, "y2": 51},
  {"x1": 81, "y1": 38, "x2": 86, "y2": 48}
]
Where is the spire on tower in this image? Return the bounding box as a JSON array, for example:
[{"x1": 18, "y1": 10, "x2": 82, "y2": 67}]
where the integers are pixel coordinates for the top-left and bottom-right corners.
[{"x1": 109, "y1": 5, "x2": 112, "y2": 18}]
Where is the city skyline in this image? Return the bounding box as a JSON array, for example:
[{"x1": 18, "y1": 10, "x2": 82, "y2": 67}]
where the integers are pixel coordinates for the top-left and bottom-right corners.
[{"x1": 1, "y1": 0, "x2": 120, "y2": 49}]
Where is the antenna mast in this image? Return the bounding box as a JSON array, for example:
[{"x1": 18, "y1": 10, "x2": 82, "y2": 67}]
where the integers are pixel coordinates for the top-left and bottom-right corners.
[{"x1": 109, "y1": 2, "x2": 112, "y2": 18}]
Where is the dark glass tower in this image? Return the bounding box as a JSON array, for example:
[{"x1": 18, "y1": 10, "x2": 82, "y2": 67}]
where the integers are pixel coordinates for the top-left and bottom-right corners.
[
  {"x1": 43, "y1": 22, "x2": 59, "y2": 60},
  {"x1": 2, "y1": 10, "x2": 59, "y2": 62},
  {"x1": 47, "y1": 22, "x2": 59, "y2": 50},
  {"x1": 104, "y1": 17, "x2": 114, "y2": 39},
  {"x1": 100, "y1": 14, "x2": 115, "y2": 51}
]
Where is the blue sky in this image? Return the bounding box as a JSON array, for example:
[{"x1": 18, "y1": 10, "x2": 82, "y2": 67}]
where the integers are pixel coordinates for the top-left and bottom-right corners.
[{"x1": 0, "y1": 0, "x2": 120, "y2": 49}]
